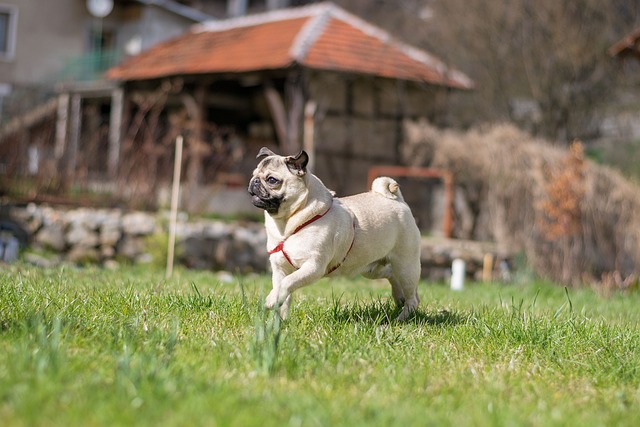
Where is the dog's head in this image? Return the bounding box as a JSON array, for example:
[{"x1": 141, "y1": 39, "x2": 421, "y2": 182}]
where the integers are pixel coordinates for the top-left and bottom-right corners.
[{"x1": 248, "y1": 147, "x2": 309, "y2": 217}]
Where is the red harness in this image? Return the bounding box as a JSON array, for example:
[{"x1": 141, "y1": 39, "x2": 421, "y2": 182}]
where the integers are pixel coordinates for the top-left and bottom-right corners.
[{"x1": 268, "y1": 204, "x2": 356, "y2": 274}]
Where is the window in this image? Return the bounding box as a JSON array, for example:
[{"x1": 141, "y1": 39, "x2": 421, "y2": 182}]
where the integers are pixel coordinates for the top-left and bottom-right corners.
[{"x1": 0, "y1": 5, "x2": 17, "y2": 60}]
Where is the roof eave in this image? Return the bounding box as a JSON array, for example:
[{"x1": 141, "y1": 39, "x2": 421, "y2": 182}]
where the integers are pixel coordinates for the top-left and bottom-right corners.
[{"x1": 135, "y1": 0, "x2": 215, "y2": 22}]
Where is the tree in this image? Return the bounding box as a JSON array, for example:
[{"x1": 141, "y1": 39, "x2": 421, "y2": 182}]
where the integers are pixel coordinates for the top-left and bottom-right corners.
[{"x1": 336, "y1": 0, "x2": 640, "y2": 142}]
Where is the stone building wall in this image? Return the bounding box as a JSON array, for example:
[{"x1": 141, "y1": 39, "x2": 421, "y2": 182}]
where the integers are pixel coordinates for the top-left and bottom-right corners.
[{"x1": 308, "y1": 72, "x2": 442, "y2": 196}]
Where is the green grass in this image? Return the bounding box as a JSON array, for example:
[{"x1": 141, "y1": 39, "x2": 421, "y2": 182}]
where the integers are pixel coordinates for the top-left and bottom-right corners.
[{"x1": 1, "y1": 264, "x2": 639, "y2": 426}]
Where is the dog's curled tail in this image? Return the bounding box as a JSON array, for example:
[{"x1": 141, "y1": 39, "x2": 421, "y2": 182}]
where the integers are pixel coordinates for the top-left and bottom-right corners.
[{"x1": 371, "y1": 177, "x2": 405, "y2": 203}]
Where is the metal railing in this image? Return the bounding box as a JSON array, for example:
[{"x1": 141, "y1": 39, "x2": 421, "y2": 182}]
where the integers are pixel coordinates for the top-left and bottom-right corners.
[{"x1": 57, "y1": 49, "x2": 122, "y2": 82}]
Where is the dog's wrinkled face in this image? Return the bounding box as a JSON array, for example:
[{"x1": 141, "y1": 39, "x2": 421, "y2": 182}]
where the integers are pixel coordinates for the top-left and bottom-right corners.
[{"x1": 248, "y1": 148, "x2": 309, "y2": 217}]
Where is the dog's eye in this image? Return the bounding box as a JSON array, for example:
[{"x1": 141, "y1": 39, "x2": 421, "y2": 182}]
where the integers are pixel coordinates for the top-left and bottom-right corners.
[{"x1": 266, "y1": 176, "x2": 280, "y2": 185}]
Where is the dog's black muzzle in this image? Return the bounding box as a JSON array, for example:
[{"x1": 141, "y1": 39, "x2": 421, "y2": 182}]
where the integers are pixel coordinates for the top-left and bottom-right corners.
[{"x1": 248, "y1": 178, "x2": 282, "y2": 214}]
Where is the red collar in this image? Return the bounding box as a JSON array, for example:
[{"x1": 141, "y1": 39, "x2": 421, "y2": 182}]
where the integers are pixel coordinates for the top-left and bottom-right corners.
[
  {"x1": 268, "y1": 204, "x2": 356, "y2": 274},
  {"x1": 291, "y1": 204, "x2": 333, "y2": 235},
  {"x1": 268, "y1": 204, "x2": 333, "y2": 266}
]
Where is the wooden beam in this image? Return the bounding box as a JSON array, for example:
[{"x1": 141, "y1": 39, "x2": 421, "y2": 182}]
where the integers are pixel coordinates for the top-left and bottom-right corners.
[
  {"x1": 108, "y1": 87, "x2": 124, "y2": 179},
  {"x1": 367, "y1": 165, "x2": 455, "y2": 238},
  {"x1": 67, "y1": 94, "x2": 82, "y2": 176},
  {"x1": 55, "y1": 93, "x2": 69, "y2": 160},
  {"x1": 303, "y1": 100, "x2": 316, "y2": 173},
  {"x1": 286, "y1": 76, "x2": 304, "y2": 154},
  {"x1": 181, "y1": 84, "x2": 207, "y2": 207},
  {"x1": 0, "y1": 98, "x2": 57, "y2": 141},
  {"x1": 263, "y1": 82, "x2": 288, "y2": 149}
]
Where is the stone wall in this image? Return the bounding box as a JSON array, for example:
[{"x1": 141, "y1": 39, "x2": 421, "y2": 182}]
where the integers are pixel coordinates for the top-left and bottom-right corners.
[
  {"x1": 8, "y1": 204, "x2": 509, "y2": 281},
  {"x1": 9, "y1": 204, "x2": 268, "y2": 272}
]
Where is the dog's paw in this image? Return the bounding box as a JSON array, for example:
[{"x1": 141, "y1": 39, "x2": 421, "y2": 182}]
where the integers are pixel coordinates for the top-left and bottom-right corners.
[
  {"x1": 395, "y1": 306, "x2": 411, "y2": 322},
  {"x1": 265, "y1": 288, "x2": 290, "y2": 310},
  {"x1": 265, "y1": 289, "x2": 279, "y2": 309},
  {"x1": 277, "y1": 294, "x2": 292, "y2": 319},
  {"x1": 395, "y1": 297, "x2": 419, "y2": 321},
  {"x1": 278, "y1": 304, "x2": 290, "y2": 320}
]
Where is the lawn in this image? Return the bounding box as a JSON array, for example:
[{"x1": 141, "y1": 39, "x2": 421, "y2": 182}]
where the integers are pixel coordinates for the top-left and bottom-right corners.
[{"x1": 1, "y1": 264, "x2": 639, "y2": 426}]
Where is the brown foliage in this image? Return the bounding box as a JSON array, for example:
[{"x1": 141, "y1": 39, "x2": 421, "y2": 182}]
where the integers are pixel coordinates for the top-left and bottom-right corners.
[
  {"x1": 404, "y1": 120, "x2": 640, "y2": 286},
  {"x1": 537, "y1": 142, "x2": 585, "y2": 240}
]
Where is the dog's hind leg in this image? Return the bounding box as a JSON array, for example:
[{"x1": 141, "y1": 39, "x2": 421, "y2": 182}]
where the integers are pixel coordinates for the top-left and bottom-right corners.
[
  {"x1": 388, "y1": 256, "x2": 421, "y2": 321},
  {"x1": 278, "y1": 294, "x2": 293, "y2": 319},
  {"x1": 388, "y1": 278, "x2": 407, "y2": 309},
  {"x1": 396, "y1": 291, "x2": 419, "y2": 321},
  {"x1": 362, "y1": 260, "x2": 406, "y2": 307}
]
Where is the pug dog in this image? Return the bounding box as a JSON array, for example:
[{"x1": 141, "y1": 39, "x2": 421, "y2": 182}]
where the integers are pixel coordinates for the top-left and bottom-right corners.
[{"x1": 248, "y1": 147, "x2": 421, "y2": 321}]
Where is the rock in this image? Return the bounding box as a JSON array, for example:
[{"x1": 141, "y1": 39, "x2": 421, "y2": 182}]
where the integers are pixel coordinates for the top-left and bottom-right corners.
[
  {"x1": 136, "y1": 253, "x2": 153, "y2": 264},
  {"x1": 215, "y1": 236, "x2": 268, "y2": 273},
  {"x1": 122, "y1": 212, "x2": 156, "y2": 235},
  {"x1": 40, "y1": 207, "x2": 64, "y2": 226},
  {"x1": 100, "y1": 245, "x2": 116, "y2": 258},
  {"x1": 34, "y1": 222, "x2": 66, "y2": 251},
  {"x1": 203, "y1": 221, "x2": 232, "y2": 239},
  {"x1": 117, "y1": 235, "x2": 147, "y2": 260},
  {"x1": 10, "y1": 203, "x2": 42, "y2": 234},
  {"x1": 24, "y1": 252, "x2": 62, "y2": 268},
  {"x1": 103, "y1": 259, "x2": 120, "y2": 270},
  {"x1": 65, "y1": 208, "x2": 103, "y2": 231},
  {"x1": 67, "y1": 246, "x2": 100, "y2": 264},
  {"x1": 66, "y1": 225, "x2": 100, "y2": 247},
  {"x1": 233, "y1": 225, "x2": 267, "y2": 248},
  {"x1": 100, "y1": 225, "x2": 121, "y2": 247},
  {"x1": 216, "y1": 271, "x2": 235, "y2": 283},
  {"x1": 100, "y1": 212, "x2": 122, "y2": 246},
  {"x1": 179, "y1": 236, "x2": 218, "y2": 269}
]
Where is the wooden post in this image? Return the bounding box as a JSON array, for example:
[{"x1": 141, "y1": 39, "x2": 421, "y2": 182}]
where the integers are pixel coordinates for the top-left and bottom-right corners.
[
  {"x1": 108, "y1": 86, "x2": 124, "y2": 179},
  {"x1": 263, "y1": 82, "x2": 288, "y2": 149},
  {"x1": 181, "y1": 85, "x2": 206, "y2": 209},
  {"x1": 303, "y1": 100, "x2": 316, "y2": 173},
  {"x1": 482, "y1": 253, "x2": 494, "y2": 282},
  {"x1": 442, "y1": 172, "x2": 454, "y2": 238},
  {"x1": 286, "y1": 77, "x2": 304, "y2": 154},
  {"x1": 367, "y1": 165, "x2": 455, "y2": 238},
  {"x1": 166, "y1": 135, "x2": 184, "y2": 280},
  {"x1": 55, "y1": 93, "x2": 69, "y2": 160},
  {"x1": 67, "y1": 94, "x2": 82, "y2": 176}
]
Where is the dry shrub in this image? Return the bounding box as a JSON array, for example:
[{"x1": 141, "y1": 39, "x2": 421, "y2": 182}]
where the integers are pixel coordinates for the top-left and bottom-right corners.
[
  {"x1": 537, "y1": 142, "x2": 585, "y2": 241},
  {"x1": 404, "y1": 120, "x2": 640, "y2": 286}
]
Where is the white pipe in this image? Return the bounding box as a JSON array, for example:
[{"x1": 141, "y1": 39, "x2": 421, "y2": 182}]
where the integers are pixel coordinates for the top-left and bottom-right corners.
[{"x1": 451, "y1": 258, "x2": 466, "y2": 291}]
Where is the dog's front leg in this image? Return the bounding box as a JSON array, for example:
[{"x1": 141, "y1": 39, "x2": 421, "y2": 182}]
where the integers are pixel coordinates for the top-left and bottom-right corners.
[
  {"x1": 265, "y1": 267, "x2": 286, "y2": 310},
  {"x1": 266, "y1": 260, "x2": 326, "y2": 317}
]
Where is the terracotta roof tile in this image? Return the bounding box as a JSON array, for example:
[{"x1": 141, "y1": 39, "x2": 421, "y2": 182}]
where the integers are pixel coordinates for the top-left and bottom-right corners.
[
  {"x1": 107, "y1": 2, "x2": 473, "y2": 89},
  {"x1": 304, "y1": 19, "x2": 439, "y2": 83}
]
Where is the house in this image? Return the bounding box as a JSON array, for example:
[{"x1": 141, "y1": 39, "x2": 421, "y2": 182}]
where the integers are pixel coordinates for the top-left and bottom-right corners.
[
  {"x1": 0, "y1": 1, "x2": 472, "y2": 223},
  {"x1": 105, "y1": 2, "x2": 473, "y2": 213},
  {"x1": 0, "y1": 0, "x2": 334, "y2": 192},
  {"x1": 0, "y1": 0, "x2": 213, "y2": 94},
  {"x1": 0, "y1": 0, "x2": 214, "y2": 182}
]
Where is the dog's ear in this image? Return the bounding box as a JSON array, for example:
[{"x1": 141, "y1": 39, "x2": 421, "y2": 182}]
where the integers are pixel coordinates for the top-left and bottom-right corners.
[
  {"x1": 285, "y1": 150, "x2": 309, "y2": 176},
  {"x1": 257, "y1": 147, "x2": 276, "y2": 159}
]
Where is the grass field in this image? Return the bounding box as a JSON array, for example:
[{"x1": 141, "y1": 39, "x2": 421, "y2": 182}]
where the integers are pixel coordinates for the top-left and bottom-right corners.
[{"x1": 1, "y1": 264, "x2": 639, "y2": 426}]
